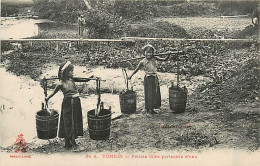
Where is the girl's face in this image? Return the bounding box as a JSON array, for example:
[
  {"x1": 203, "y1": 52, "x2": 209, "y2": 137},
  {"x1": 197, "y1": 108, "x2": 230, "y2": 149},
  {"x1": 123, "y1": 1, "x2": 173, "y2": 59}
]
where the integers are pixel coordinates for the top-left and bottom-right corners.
[
  {"x1": 67, "y1": 68, "x2": 74, "y2": 78},
  {"x1": 145, "y1": 48, "x2": 154, "y2": 59}
]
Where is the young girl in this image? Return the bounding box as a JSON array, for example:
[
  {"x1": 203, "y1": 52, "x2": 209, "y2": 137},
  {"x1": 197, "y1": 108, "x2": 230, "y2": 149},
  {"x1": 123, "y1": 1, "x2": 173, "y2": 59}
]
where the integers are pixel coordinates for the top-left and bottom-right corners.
[
  {"x1": 128, "y1": 44, "x2": 169, "y2": 114},
  {"x1": 45, "y1": 61, "x2": 93, "y2": 149}
]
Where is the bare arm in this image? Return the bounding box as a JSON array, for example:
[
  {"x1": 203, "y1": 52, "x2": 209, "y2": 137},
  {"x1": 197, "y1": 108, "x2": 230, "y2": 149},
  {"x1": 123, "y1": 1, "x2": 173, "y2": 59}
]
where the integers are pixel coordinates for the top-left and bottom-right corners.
[
  {"x1": 128, "y1": 61, "x2": 143, "y2": 80},
  {"x1": 45, "y1": 83, "x2": 62, "y2": 102},
  {"x1": 155, "y1": 55, "x2": 170, "y2": 61}
]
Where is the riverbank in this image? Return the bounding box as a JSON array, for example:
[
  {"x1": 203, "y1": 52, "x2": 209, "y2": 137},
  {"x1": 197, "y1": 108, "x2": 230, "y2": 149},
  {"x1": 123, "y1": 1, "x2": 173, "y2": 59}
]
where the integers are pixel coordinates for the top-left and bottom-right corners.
[{"x1": 1, "y1": 17, "x2": 53, "y2": 40}]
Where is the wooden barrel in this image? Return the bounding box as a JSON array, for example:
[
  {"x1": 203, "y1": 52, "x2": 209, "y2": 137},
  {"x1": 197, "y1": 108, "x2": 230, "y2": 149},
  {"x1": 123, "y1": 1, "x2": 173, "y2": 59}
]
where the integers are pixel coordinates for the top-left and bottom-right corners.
[
  {"x1": 36, "y1": 109, "x2": 59, "y2": 139},
  {"x1": 87, "y1": 109, "x2": 111, "y2": 140},
  {"x1": 169, "y1": 85, "x2": 187, "y2": 113},
  {"x1": 119, "y1": 90, "x2": 136, "y2": 114}
]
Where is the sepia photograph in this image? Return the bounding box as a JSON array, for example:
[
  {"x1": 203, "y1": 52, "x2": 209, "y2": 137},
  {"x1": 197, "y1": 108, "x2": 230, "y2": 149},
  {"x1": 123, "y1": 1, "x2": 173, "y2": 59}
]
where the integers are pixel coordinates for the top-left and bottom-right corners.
[{"x1": 1, "y1": 0, "x2": 259, "y2": 165}]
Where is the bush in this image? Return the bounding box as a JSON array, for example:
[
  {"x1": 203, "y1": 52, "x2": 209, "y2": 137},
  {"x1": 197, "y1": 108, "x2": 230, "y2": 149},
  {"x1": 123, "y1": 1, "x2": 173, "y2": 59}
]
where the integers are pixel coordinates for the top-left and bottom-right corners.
[
  {"x1": 109, "y1": 0, "x2": 159, "y2": 22},
  {"x1": 127, "y1": 21, "x2": 190, "y2": 38},
  {"x1": 3, "y1": 40, "x2": 258, "y2": 80},
  {"x1": 1, "y1": 41, "x2": 13, "y2": 52},
  {"x1": 156, "y1": 2, "x2": 218, "y2": 17},
  {"x1": 218, "y1": 1, "x2": 258, "y2": 16},
  {"x1": 84, "y1": 10, "x2": 128, "y2": 39},
  {"x1": 33, "y1": 0, "x2": 87, "y2": 23},
  {"x1": 1, "y1": 4, "x2": 19, "y2": 16}
]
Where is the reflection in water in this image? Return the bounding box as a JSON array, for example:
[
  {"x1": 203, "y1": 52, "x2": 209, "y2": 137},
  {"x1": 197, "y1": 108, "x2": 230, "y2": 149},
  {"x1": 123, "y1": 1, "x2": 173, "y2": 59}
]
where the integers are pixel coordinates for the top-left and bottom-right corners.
[{"x1": 1, "y1": 18, "x2": 51, "y2": 39}]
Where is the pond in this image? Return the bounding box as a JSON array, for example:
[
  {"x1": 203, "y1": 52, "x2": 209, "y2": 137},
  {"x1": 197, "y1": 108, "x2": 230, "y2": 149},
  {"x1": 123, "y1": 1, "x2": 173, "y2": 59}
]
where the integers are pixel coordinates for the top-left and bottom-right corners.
[{"x1": 1, "y1": 17, "x2": 53, "y2": 39}]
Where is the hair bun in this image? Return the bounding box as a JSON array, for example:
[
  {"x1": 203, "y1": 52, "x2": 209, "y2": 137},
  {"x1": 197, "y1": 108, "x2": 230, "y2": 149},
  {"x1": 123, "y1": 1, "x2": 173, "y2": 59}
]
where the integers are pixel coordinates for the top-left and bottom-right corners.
[
  {"x1": 58, "y1": 61, "x2": 71, "y2": 79},
  {"x1": 142, "y1": 44, "x2": 156, "y2": 52}
]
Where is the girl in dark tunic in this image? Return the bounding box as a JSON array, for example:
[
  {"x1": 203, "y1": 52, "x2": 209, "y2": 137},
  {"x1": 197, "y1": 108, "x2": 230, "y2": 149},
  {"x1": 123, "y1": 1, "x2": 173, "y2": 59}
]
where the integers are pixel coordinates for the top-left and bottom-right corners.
[
  {"x1": 45, "y1": 61, "x2": 92, "y2": 149},
  {"x1": 128, "y1": 44, "x2": 169, "y2": 114}
]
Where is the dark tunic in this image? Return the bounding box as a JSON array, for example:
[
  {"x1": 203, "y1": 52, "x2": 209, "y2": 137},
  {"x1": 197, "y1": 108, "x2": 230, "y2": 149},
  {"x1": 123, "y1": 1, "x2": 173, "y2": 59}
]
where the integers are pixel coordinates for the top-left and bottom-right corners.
[
  {"x1": 144, "y1": 75, "x2": 161, "y2": 109},
  {"x1": 58, "y1": 79, "x2": 83, "y2": 138},
  {"x1": 141, "y1": 58, "x2": 161, "y2": 110}
]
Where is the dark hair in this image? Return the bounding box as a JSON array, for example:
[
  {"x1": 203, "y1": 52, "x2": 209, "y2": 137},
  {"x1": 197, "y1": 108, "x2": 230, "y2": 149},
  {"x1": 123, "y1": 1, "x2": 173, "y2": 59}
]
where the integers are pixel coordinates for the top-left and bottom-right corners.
[
  {"x1": 143, "y1": 44, "x2": 155, "y2": 54},
  {"x1": 58, "y1": 62, "x2": 74, "y2": 80},
  {"x1": 144, "y1": 46, "x2": 155, "y2": 53}
]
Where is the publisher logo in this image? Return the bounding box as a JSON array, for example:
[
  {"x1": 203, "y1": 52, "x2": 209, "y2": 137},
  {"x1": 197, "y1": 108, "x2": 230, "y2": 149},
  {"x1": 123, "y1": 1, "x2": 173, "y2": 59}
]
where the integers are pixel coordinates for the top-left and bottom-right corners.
[{"x1": 14, "y1": 134, "x2": 27, "y2": 153}]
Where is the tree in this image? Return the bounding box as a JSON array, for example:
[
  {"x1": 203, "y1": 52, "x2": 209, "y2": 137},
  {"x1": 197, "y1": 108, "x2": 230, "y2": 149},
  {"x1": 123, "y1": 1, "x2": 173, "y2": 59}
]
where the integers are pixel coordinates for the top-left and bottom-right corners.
[
  {"x1": 33, "y1": 0, "x2": 87, "y2": 22},
  {"x1": 1, "y1": 5, "x2": 19, "y2": 16}
]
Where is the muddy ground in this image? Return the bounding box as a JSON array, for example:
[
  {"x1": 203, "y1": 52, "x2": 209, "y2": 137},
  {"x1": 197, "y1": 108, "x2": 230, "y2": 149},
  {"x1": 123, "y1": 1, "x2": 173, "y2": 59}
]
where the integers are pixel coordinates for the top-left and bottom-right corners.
[{"x1": 1, "y1": 48, "x2": 259, "y2": 154}]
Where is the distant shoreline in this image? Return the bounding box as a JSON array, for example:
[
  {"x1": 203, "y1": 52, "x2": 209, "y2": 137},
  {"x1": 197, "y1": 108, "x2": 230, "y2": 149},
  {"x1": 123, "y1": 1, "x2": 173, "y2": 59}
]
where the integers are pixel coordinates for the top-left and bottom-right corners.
[{"x1": 1, "y1": 0, "x2": 33, "y2": 5}]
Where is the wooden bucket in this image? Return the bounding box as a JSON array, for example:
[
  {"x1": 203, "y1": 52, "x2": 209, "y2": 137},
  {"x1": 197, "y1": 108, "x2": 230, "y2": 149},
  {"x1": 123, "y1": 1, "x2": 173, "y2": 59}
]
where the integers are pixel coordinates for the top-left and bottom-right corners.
[
  {"x1": 36, "y1": 110, "x2": 59, "y2": 139},
  {"x1": 119, "y1": 90, "x2": 136, "y2": 114},
  {"x1": 87, "y1": 108, "x2": 111, "y2": 140},
  {"x1": 169, "y1": 85, "x2": 187, "y2": 113}
]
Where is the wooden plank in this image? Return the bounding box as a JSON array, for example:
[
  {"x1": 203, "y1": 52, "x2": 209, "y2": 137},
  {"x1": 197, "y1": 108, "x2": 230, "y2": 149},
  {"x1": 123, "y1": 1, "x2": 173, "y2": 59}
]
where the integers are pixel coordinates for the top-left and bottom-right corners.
[
  {"x1": 82, "y1": 0, "x2": 93, "y2": 10},
  {"x1": 220, "y1": 15, "x2": 249, "y2": 18},
  {"x1": 120, "y1": 37, "x2": 256, "y2": 42},
  {"x1": 1, "y1": 37, "x2": 257, "y2": 42},
  {"x1": 121, "y1": 51, "x2": 183, "y2": 62},
  {"x1": 1, "y1": 38, "x2": 133, "y2": 42}
]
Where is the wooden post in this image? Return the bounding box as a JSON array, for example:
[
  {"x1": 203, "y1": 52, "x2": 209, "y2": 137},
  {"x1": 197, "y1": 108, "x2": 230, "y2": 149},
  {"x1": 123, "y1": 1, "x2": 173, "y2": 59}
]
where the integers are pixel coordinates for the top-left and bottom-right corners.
[
  {"x1": 82, "y1": 0, "x2": 93, "y2": 10},
  {"x1": 20, "y1": 42, "x2": 23, "y2": 51},
  {"x1": 55, "y1": 43, "x2": 59, "y2": 52},
  {"x1": 68, "y1": 41, "x2": 72, "y2": 50},
  {"x1": 177, "y1": 59, "x2": 180, "y2": 87},
  {"x1": 0, "y1": 38, "x2": 255, "y2": 42}
]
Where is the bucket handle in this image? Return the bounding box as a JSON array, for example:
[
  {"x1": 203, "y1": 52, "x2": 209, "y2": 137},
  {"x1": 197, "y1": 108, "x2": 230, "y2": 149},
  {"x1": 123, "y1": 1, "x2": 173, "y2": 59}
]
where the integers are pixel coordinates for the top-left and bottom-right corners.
[
  {"x1": 122, "y1": 68, "x2": 129, "y2": 90},
  {"x1": 95, "y1": 78, "x2": 101, "y2": 116},
  {"x1": 177, "y1": 60, "x2": 180, "y2": 87},
  {"x1": 44, "y1": 101, "x2": 54, "y2": 116},
  {"x1": 42, "y1": 77, "x2": 53, "y2": 116}
]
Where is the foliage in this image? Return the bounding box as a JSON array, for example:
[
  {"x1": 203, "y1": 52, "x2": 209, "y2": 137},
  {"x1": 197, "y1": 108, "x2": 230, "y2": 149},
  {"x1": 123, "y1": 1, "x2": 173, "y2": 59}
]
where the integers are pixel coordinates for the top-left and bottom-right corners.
[
  {"x1": 218, "y1": 1, "x2": 259, "y2": 16},
  {"x1": 234, "y1": 25, "x2": 259, "y2": 39},
  {"x1": 2, "y1": 51, "x2": 46, "y2": 79},
  {"x1": 84, "y1": 10, "x2": 129, "y2": 39},
  {"x1": 127, "y1": 21, "x2": 190, "y2": 38},
  {"x1": 1, "y1": 5, "x2": 19, "y2": 16},
  {"x1": 157, "y1": 2, "x2": 217, "y2": 17},
  {"x1": 33, "y1": 0, "x2": 259, "y2": 24},
  {"x1": 4, "y1": 39, "x2": 257, "y2": 80},
  {"x1": 108, "y1": 0, "x2": 159, "y2": 22},
  {"x1": 32, "y1": 0, "x2": 259, "y2": 39},
  {"x1": 33, "y1": 0, "x2": 86, "y2": 22},
  {"x1": 1, "y1": 42, "x2": 14, "y2": 52},
  {"x1": 157, "y1": 1, "x2": 258, "y2": 17}
]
